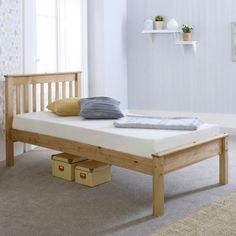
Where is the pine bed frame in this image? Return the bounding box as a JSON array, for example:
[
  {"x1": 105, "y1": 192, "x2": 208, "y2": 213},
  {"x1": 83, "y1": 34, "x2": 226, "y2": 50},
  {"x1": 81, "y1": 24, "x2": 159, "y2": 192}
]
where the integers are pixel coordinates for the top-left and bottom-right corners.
[{"x1": 5, "y1": 72, "x2": 229, "y2": 217}]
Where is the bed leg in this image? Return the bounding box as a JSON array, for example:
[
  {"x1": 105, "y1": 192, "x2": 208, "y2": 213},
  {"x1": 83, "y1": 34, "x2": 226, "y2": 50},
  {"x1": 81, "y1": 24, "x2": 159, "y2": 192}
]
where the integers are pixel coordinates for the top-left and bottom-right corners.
[
  {"x1": 6, "y1": 137, "x2": 14, "y2": 167},
  {"x1": 153, "y1": 156, "x2": 164, "y2": 217},
  {"x1": 219, "y1": 137, "x2": 228, "y2": 185}
]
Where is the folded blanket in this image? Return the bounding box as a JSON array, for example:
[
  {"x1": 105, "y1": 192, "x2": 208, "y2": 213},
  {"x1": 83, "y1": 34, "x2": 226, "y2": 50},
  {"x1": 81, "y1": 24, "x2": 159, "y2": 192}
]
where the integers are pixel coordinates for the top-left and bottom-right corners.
[{"x1": 113, "y1": 115, "x2": 203, "y2": 131}]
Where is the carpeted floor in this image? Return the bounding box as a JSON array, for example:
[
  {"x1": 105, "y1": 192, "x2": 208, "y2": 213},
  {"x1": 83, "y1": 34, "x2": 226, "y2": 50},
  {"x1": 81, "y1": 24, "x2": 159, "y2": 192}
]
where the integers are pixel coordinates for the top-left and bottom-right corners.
[
  {"x1": 0, "y1": 137, "x2": 236, "y2": 236},
  {"x1": 151, "y1": 191, "x2": 236, "y2": 235}
]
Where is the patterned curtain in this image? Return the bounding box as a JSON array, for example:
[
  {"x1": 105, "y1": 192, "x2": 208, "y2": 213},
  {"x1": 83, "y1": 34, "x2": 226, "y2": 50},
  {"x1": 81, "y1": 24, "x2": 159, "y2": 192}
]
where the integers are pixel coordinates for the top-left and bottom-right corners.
[{"x1": 0, "y1": 0, "x2": 22, "y2": 130}]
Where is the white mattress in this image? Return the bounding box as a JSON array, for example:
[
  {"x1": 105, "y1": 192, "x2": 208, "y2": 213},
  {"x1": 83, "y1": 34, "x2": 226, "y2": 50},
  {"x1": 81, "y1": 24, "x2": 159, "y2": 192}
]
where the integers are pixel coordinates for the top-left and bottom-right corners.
[{"x1": 13, "y1": 112, "x2": 220, "y2": 158}]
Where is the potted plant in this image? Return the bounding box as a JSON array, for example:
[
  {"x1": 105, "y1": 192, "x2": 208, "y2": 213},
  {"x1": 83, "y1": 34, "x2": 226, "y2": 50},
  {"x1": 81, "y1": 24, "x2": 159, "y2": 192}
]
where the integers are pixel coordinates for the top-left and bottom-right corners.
[
  {"x1": 182, "y1": 24, "x2": 193, "y2": 41},
  {"x1": 155, "y1": 16, "x2": 164, "y2": 30}
]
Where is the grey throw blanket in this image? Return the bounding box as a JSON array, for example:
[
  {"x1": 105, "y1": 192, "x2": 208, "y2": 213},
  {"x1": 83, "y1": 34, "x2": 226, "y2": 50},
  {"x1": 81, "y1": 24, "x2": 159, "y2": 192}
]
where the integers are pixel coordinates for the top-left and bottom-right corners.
[{"x1": 114, "y1": 115, "x2": 203, "y2": 131}]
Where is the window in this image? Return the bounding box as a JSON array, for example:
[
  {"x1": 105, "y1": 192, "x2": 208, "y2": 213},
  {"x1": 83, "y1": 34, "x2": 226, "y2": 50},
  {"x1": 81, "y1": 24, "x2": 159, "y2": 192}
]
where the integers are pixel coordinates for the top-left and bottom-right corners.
[
  {"x1": 23, "y1": 0, "x2": 88, "y2": 95},
  {"x1": 35, "y1": 0, "x2": 57, "y2": 72}
]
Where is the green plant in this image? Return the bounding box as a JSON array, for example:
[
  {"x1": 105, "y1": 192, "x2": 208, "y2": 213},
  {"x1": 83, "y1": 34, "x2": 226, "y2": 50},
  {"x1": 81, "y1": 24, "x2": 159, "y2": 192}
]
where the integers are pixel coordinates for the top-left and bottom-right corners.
[
  {"x1": 155, "y1": 16, "x2": 164, "y2": 22},
  {"x1": 182, "y1": 24, "x2": 193, "y2": 33}
]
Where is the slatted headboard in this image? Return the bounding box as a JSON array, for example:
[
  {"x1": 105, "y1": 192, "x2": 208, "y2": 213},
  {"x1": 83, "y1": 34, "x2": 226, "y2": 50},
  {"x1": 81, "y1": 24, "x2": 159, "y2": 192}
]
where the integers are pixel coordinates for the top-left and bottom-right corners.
[
  {"x1": 4, "y1": 71, "x2": 82, "y2": 167},
  {"x1": 5, "y1": 71, "x2": 82, "y2": 139}
]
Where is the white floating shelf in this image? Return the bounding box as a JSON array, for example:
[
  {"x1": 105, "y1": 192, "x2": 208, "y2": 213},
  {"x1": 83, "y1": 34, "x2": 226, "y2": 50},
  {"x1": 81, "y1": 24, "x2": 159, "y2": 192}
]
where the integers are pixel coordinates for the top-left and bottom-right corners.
[
  {"x1": 175, "y1": 41, "x2": 197, "y2": 45},
  {"x1": 175, "y1": 41, "x2": 197, "y2": 53},
  {"x1": 142, "y1": 30, "x2": 198, "y2": 54},
  {"x1": 142, "y1": 29, "x2": 180, "y2": 34}
]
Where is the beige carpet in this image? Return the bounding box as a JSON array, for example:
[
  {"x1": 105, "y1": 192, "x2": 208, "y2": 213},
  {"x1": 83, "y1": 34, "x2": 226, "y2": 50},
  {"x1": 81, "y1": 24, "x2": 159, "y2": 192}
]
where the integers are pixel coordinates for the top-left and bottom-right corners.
[{"x1": 151, "y1": 191, "x2": 236, "y2": 236}]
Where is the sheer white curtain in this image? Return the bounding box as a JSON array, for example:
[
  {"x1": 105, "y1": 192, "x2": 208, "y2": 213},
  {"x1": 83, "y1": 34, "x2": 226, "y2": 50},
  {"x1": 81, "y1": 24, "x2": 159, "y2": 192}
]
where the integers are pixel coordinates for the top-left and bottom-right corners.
[
  {"x1": 23, "y1": 0, "x2": 88, "y2": 94},
  {"x1": 35, "y1": 0, "x2": 57, "y2": 72}
]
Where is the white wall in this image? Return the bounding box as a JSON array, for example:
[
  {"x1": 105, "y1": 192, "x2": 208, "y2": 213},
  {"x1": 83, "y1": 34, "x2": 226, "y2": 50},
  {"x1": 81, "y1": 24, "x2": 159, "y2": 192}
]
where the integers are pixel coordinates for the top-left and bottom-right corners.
[
  {"x1": 88, "y1": 0, "x2": 128, "y2": 108},
  {"x1": 88, "y1": 0, "x2": 105, "y2": 97},
  {"x1": 127, "y1": 0, "x2": 236, "y2": 114}
]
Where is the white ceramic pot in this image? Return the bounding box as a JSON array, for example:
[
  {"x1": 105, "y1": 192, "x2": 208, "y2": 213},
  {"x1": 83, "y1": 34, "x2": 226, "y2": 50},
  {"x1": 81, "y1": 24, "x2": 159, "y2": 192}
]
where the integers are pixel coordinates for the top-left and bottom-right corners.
[
  {"x1": 155, "y1": 21, "x2": 164, "y2": 30},
  {"x1": 167, "y1": 18, "x2": 179, "y2": 30}
]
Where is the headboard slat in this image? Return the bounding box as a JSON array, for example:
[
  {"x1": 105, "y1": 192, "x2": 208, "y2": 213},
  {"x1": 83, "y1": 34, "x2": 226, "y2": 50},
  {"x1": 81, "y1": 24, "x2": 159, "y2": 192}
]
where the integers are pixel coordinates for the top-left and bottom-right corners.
[
  {"x1": 16, "y1": 85, "x2": 21, "y2": 114},
  {"x1": 48, "y1": 83, "x2": 52, "y2": 104},
  {"x1": 32, "y1": 84, "x2": 37, "y2": 112},
  {"x1": 40, "y1": 84, "x2": 45, "y2": 111},
  {"x1": 74, "y1": 72, "x2": 81, "y2": 97},
  {"x1": 69, "y1": 81, "x2": 73, "y2": 97},
  {"x1": 55, "y1": 82, "x2": 59, "y2": 100},
  {"x1": 24, "y1": 84, "x2": 29, "y2": 113},
  {"x1": 62, "y1": 81, "x2": 66, "y2": 99}
]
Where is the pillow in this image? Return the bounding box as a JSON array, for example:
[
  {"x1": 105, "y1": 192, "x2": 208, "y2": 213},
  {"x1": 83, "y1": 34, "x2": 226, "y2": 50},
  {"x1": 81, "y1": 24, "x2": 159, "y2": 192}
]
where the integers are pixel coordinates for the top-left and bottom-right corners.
[
  {"x1": 47, "y1": 98, "x2": 80, "y2": 116},
  {"x1": 79, "y1": 97, "x2": 124, "y2": 119}
]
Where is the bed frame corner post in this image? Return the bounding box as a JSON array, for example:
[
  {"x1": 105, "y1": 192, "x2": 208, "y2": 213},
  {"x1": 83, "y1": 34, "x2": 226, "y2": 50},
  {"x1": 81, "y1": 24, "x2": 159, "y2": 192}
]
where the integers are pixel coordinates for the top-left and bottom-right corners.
[
  {"x1": 219, "y1": 135, "x2": 228, "y2": 185},
  {"x1": 152, "y1": 155, "x2": 164, "y2": 217},
  {"x1": 5, "y1": 76, "x2": 14, "y2": 167}
]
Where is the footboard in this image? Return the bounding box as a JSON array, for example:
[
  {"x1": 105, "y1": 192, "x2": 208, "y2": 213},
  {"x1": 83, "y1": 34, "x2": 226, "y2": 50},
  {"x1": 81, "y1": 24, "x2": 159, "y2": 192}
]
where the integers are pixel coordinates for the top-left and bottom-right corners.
[
  {"x1": 5, "y1": 71, "x2": 82, "y2": 166},
  {"x1": 152, "y1": 133, "x2": 228, "y2": 216}
]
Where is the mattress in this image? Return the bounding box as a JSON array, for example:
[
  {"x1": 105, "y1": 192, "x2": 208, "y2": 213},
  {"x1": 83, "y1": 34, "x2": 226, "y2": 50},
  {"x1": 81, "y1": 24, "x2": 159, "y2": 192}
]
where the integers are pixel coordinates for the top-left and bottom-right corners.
[{"x1": 13, "y1": 112, "x2": 220, "y2": 158}]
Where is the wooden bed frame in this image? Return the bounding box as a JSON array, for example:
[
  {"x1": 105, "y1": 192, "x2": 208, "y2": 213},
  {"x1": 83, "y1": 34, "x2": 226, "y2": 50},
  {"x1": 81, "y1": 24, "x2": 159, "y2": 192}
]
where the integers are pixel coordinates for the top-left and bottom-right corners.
[{"x1": 5, "y1": 72, "x2": 229, "y2": 217}]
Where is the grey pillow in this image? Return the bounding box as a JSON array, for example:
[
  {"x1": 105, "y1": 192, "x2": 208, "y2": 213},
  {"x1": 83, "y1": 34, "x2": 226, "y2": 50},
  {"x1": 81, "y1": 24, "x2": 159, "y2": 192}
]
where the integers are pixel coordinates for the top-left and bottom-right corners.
[{"x1": 79, "y1": 97, "x2": 124, "y2": 119}]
